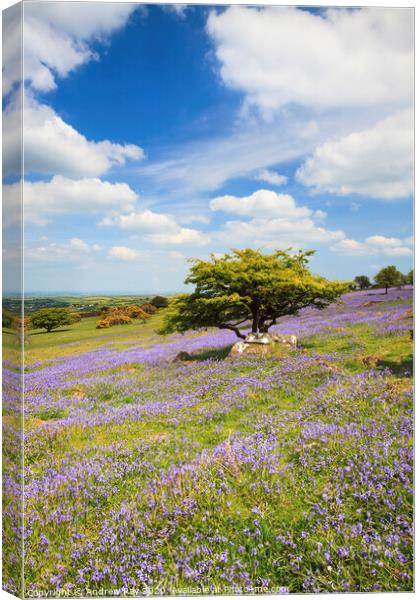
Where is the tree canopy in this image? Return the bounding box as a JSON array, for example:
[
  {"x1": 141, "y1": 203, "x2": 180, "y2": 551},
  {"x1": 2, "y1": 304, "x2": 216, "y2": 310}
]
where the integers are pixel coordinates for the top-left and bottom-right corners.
[
  {"x1": 354, "y1": 275, "x2": 371, "y2": 290},
  {"x1": 151, "y1": 295, "x2": 169, "y2": 308},
  {"x1": 161, "y1": 248, "x2": 347, "y2": 339},
  {"x1": 31, "y1": 308, "x2": 74, "y2": 332},
  {"x1": 374, "y1": 265, "x2": 403, "y2": 294}
]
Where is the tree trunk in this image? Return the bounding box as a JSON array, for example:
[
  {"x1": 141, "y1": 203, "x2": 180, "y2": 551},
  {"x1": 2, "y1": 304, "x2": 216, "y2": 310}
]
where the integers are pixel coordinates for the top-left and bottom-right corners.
[
  {"x1": 251, "y1": 301, "x2": 261, "y2": 333},
  {"x1": 385, "y1": 286, "x2": 388, "y2": 294}
]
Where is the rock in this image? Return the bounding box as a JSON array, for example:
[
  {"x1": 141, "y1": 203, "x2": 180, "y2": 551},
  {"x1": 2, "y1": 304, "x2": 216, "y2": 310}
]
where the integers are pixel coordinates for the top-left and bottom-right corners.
[
  {"x1": 229, "y1": 332, "x2": 297, "y2": 357},
  {"x1": 173, "y1": 351, "x2": 192, "y2": 362},
  {"x1": 245, "y1": 332, "x2": 271, "y2": 344},
  {"x1": 230, "y1": 342, "x2": 270, "y2": 357},
  {"x1": 271, "y1": 333, "x2": 297, "y2": 347}
]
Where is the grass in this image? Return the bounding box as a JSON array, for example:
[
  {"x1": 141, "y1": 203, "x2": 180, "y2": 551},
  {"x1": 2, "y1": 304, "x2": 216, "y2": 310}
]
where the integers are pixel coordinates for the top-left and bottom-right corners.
[{"x1": 21, "y1": 311, "x2": 167, "y2": 363}]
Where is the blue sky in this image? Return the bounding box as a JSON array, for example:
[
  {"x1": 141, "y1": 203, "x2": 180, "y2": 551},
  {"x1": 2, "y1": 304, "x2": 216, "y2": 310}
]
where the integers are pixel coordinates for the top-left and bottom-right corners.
[{"x1": 2, "y1": 2, "x2": 414, "y2": 293}]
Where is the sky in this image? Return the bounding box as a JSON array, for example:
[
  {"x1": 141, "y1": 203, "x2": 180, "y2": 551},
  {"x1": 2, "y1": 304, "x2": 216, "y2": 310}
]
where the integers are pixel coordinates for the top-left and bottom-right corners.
[{"x1": 2, "y1": 1, "x2": 414, "y2": 293}]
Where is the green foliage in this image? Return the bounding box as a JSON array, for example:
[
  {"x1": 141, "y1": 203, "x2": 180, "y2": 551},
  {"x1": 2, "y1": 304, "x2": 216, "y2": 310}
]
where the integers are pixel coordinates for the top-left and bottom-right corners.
[
  {"x1": 374, "y1": 265, "x2": 404, "y2": 293},
  {"x1": 2, "y1": 309, "x2": 15, "y2": 329},
  {"x1": 162, "y1": 248, "x2": 347, "y2": 339},
  {"x1": 151, "y1": 295, "x2": 169, "y2": 308},
  {"x1": 407, "y1": 269, "x2": 414, "y2": 285},
  {"x1": 31, "y1": 308, "x2": 74, "y2": 333},
  {"x1": 354, "y1": 275, "x2": 371, "y2": 289}
]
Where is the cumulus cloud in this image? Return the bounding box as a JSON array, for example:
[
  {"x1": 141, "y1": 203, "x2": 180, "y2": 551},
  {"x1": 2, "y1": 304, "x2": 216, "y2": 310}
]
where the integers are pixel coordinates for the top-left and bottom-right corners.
[
  {"x1": 210, "y1": 189, "x2": 315, "y2": 219},
  {"x1": 3, "y1": 176, "x2": 139, "y2": 226},
  {"x1": 254, "y1": 169, "x2": 288, "y2": 186},
  {"x1": 109, "y1": 246, "x2": 140, "y2": 261},
  {"x1": 7, "y1": 3, "x2": 137, "y2": 94},
  {"x1": 215, "y1": 217, "x2": 344, "y2": 249},
  {"x1": 331, "y1": 234, "x2": 412, "y2": 256},
  {"x1": 2, "y1": 96, "x2": 144, "y2": 178},
  {"x1": 207, "y1": 6, "x2": 413, "y2": 114},
  {"x1": 210, "y1": 190, "x2": 344, "y2": 248},
  {"x1": 296, "y1": 110, "x2": 413, "y2": 199},
  {"x1": 101, "y1": 210, "x2": 176, "y2": 233},
  {"x1": 101, "y1": 210, "x2": 210, "y2": 246}
]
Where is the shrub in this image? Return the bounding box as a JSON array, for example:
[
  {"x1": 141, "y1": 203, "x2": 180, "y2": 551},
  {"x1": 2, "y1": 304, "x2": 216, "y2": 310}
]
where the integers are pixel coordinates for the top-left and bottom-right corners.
[
  {"x1": 140, "y1": 303, "x2": 157, "y2": 315},
  {"x1": 124, "y1": 305, "x2": 149, "y2": 321},
  {"x1": 96, "y1": 319, "x2": 110, "y2": 329},
  {"x1": 151, "y1": 295, "x2": 169, "y2": 308},
  {"x1": 95, "y1": 305, "x2": 150, "y2": 329},
  {"x1": 96, "y1": 314, "x2": 132, "y2": 329}
]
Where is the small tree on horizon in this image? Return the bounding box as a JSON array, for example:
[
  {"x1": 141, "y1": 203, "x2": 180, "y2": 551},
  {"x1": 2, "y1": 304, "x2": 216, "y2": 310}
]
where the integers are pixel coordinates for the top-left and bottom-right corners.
[
  {"x1": 31, "y1": 308, "x2": 74, "y2": 332},
  {"x1": 151, "y1": 295, "x2": 169, "y2": 308},
  {"x1": 354, "y1": 275, "x2": 371, "y2": 290},
  {"x1": 374, "y1": 265, "x2": 403, "y2": 294},
  {"x1": 161, "y1": 248, "x2": 347, "y2": 340}
]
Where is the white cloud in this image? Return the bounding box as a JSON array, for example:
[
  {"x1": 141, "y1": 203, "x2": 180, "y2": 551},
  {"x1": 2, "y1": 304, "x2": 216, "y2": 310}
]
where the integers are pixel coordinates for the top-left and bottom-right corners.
[
  {"x1": 30, "y1": 238, "x2": 96, "y2": 262},
  {"x1": 365, "y1": 235, "x2": 402, "y2": 248},
  {"x1": 70, "y1": 238, "x2": 90, "y2": 252},
  {"x1": 381, "y1": 247, "x2": 412, "y2": 257},
  {"x1": 14, "y1": 3, "x2": 137, "y2": 94},
  {"x1": 2, "y1": 96, "x2": 144, "y2": 178},
  {"x1": 138, "y1": 106, "x2": 372, "y2": 201},
  {"x1": 254, "y1": 169, "x2": 288, "y2": 186},
  {"x1": 207, "y1": 6, "x2": 413, "y2": 115},
  {"x1": 102, "y1": 210, "x2": 177, "y2": 233},
  {"x1": 216, "y1": 217, "x2": 344, "y2": 249},
  {"x1": 102, "y1": 210, "x2": 210, "y2": 246},
  {"x1": 331, "y1": 239, "x2": 373, "y2": 256},
  {"x1": 209, "y1": 190, "x2": 344, "y2": 248},
  {"x1": 163, "y1": 5, "x2": 188, "y2": 19},
  {"x1": 109, "y1": 246, "x2": 140, "y2": 261},
  {"x1": 147, "y1": 228, "x2": 210, "y2": 246},
  {"x1": 210, "y1": 189, "x2": 313, "y2": 219},
  {"x1": 3, "y1": 176, "x2": 139, "y2": 226},
  {"x1": 331, "y1": 234, "x2": 412, "y2": 256},
  {"x1": 296, "y1": 110, "x2": 413, "y2": 199}
]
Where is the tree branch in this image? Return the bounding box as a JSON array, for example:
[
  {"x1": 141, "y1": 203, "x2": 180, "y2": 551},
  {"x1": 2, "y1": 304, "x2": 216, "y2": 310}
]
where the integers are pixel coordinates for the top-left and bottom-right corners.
[{"x1": 218, "y1": 323, "x2": 246, "y2": 339}]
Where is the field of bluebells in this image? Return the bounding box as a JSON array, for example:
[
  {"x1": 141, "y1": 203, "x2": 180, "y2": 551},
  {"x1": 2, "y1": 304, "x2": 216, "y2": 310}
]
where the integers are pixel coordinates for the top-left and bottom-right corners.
[{"x1": 3, "y1": 287, "x2": 413, "y2": 596}]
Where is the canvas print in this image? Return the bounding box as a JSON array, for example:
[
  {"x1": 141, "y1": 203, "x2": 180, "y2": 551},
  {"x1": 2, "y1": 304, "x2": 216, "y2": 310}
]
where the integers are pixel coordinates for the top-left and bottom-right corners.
[{"x1": 2, "y1": 1, "x2": 414, "y2": 597}]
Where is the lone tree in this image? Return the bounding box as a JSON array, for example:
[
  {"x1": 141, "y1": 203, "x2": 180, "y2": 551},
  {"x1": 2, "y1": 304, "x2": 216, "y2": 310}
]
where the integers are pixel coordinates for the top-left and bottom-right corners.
[
  {"x1": 31, "y1": 308, "x2": 74, "y2": 332},
  {"x1": 151, "y1": 295, "x2": 169, "y2": 308},
  {"x1": 161, "y1": 248, "x2": 347, "y2": 339},
  {"x1": 374, "y1": 265, "x2": 403, "y2": 294},
  {"x1": 354, "y1": 275, "x2": 371, "y2": 290}
]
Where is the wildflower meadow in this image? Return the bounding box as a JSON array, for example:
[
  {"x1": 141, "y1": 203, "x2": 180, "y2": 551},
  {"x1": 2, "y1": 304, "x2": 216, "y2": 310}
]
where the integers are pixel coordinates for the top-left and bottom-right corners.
[{"x1": 2, "y1": 286, "x2": 413, "y2": 595}]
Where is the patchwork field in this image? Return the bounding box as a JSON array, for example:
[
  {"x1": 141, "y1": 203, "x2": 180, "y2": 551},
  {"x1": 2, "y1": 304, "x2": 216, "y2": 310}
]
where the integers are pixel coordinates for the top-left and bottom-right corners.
[{"x1": 2, "y1": 287, "x2": 413, "y2": 595}]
